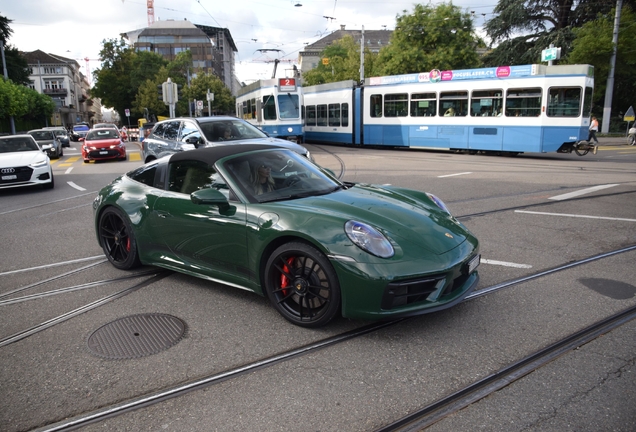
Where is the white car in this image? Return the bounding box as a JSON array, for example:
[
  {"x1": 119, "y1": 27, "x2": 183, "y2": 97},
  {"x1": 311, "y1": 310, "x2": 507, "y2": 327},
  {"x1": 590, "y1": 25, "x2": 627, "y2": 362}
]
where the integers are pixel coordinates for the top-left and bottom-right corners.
[{"x1": 0, "y1": 134, "x2": 54, "y2": 190}]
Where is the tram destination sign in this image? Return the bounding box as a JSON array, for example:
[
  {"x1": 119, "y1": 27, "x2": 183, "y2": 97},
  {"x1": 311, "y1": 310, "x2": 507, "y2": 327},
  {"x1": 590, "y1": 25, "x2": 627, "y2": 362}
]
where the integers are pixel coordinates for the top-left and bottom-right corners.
[{"x1": 279, "y1": 78, "x2": 297, "y2": 92}]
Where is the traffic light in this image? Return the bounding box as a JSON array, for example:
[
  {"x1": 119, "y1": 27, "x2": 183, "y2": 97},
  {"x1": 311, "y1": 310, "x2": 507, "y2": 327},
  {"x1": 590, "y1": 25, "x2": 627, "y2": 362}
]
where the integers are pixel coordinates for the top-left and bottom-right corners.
[
  {"x1": 177, "y1": 84, "x2": 183, "y2": 101},
  {"x1": 157, "y1": 85, "x2": 163, "y2": 102}
]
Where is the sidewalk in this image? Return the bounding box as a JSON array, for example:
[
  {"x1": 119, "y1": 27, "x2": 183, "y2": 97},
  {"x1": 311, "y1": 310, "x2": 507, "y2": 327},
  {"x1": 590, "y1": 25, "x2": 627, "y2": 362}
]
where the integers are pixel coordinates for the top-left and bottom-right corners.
[{"x1": 598, "y1": 135, "x2": 629, "y2": 146}]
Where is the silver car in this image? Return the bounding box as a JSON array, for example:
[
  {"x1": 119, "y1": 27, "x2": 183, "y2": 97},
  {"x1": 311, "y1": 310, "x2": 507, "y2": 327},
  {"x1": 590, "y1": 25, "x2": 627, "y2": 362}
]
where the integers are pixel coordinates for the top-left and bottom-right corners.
[
  {"x1": 142, "y1": 116, "x2": 311, "y2": 163},
  {"x1": 43, "y1": 127, "x2": 70, "y2": 148},
  {"x1": 27, "y1": 129, "x2": 64, "y2": 159}
]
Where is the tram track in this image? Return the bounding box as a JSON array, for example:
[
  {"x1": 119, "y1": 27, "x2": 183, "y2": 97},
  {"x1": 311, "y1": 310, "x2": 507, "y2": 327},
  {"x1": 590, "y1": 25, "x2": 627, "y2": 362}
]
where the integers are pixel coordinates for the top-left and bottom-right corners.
[{"x1": 29, "y1": 244, "x2": 636, "y2": 432}]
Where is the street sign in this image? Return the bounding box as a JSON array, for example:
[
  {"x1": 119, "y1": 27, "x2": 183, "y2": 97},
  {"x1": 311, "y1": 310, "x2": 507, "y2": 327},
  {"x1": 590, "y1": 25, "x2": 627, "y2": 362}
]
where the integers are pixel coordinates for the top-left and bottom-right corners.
[
  {"x1": 196, "y1": 100, "x2": 203, "y2": 109},
  {"x1": 125, "y1": 109, "x2": 130, "y2": 117},
  {"x1": 206, "y1": 92, "x2": 214, "y2": 102},
  {"x1": 541, "y1": 47, "x2": 561, "y2": 62},
  {"x1": 624, "y1": 106, "x2": 635, "y2": 122}
]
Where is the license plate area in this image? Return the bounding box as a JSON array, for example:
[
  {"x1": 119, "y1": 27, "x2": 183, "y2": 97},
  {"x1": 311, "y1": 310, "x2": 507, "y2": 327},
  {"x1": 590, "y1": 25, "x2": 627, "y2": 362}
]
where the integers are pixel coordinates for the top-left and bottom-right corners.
[
  {"x1": 2, "y1": 175, "x2": 17, "y2": 180},
  {"x1": 99, "y1": 151, "x2": 108, "y2": 155},
  {"x1": 467, "y1": 254, "x2": 480, "y2": 274}
]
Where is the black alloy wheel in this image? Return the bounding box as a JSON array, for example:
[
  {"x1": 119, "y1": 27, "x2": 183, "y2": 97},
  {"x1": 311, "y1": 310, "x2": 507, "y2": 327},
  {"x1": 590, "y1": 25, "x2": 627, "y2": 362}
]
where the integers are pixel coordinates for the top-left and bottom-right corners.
[
  {"x1": 264, "y1": 242, "x2": 340, "y2": 328},
  {"x1": 98, "y1": 207, "x2": 141, "y2": 270}
]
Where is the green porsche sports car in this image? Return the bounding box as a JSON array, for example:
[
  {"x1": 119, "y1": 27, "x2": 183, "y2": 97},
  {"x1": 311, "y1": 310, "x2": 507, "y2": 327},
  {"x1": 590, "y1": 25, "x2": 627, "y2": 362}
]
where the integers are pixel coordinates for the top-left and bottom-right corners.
[{"x1": 93, "y1": 144, "x2": 480, "y2": 327}]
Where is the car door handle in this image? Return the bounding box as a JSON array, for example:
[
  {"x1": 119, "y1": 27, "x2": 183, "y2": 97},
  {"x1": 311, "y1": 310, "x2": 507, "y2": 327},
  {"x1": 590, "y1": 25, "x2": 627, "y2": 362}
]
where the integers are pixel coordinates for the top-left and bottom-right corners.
[{"x1": 156, "y1": 210, "x2": 172, "y2": 219}]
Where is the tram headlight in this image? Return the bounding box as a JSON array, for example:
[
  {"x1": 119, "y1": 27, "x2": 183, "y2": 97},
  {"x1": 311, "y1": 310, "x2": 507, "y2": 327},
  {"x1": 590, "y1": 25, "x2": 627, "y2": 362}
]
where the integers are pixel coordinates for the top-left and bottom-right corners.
[{"x1": 287, "y1": 127, "x2": 293, "y2": 133}]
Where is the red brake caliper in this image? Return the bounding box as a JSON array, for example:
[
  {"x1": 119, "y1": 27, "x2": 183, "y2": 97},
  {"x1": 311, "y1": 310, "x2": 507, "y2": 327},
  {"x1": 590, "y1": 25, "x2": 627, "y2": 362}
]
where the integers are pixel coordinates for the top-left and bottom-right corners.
[
  {"x1": 126, "y1": 236, "x2": 131, "y2": 252},
  {"x1": 280, "y1": 257, "x2": 295, "y2": 296}
]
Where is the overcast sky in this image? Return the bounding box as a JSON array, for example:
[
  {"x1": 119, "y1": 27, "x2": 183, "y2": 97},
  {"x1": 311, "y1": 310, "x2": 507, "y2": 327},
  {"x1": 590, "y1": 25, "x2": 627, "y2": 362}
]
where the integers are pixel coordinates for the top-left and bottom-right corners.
[{"x1": 2, "y1": 0, "x2": 495, "y2": 85}]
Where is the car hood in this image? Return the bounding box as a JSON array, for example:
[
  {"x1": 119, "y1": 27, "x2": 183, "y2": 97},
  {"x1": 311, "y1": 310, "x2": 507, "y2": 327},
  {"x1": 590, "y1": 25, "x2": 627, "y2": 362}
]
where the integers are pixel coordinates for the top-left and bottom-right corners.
[
  {"x1": 0, "y1": 151, "x2": 48, "y2": 167},
  {"x1": 279, "y1": 184, "x2": 469, "y2": 255},
  {"x1": 84, "y1": 139, "x2": 122, "y2": 147}
]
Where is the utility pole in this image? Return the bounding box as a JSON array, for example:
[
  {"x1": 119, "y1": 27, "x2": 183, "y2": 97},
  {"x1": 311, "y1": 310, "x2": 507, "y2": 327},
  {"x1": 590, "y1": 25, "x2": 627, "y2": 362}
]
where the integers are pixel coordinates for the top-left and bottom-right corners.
[
  {"x1": 601, "y1": 0, "x2": 623, "y2": 134},
  {"x1": 359, "y1": 26, "x2": 365, "y2": 84},
  {"x1": 1, "y1": 40, "x2": 16, "y2": 134}
]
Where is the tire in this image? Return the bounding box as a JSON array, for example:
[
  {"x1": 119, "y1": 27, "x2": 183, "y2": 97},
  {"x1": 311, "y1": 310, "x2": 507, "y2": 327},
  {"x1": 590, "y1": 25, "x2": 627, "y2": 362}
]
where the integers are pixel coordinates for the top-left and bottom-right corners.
[
  {"x1": 264, "y1": 242, "x2": 340, "y2": 328},
  {"x1": 59, "y1": 147, "x2": 63, "y2": 157},
  {"x1": 98, "y1": 207, "x2": 141, "y2": 270},
  {"x1": 629, "y1": 135, "x2": 636, "y2": 146}
]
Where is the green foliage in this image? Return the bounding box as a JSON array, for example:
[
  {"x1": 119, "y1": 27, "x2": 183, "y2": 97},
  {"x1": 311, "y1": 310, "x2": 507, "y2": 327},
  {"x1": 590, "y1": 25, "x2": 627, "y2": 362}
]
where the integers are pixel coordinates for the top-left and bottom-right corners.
[
  {"x1": 0, "y1": 77, "x2": 54, "y2": 119},
  {"x1": 376, "y1": 3, "x2": 482, "y2": 75},
  {"x1": 303, "y1": 36, "x2": 377, "y2": 86},
  {"x1": 482, "y1": 0, "x2": 621, "y2": 66},
  {"x1": 185, "y1": 73, "x2": 235, "y2": 115},
  {"x1": 565, "y1": 6, "x2": 636, "y2": 118}
]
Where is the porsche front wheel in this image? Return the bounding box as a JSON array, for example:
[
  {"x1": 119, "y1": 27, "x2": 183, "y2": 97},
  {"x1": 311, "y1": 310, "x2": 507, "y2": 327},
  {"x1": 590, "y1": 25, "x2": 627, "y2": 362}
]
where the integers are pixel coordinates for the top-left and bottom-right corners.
[
  {"x1": 98, "y1": 207, "x2": 141, "y2": 270},
  {"x1": 264, "y1": 242, "x2": 340, "y2": 328}
]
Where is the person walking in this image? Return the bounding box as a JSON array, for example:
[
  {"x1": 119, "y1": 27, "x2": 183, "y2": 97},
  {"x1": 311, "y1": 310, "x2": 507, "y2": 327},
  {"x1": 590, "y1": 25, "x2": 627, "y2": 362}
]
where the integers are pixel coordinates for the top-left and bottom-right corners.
[{"x1": 588, "y1": 116, "x2": 599, "y2": 144}]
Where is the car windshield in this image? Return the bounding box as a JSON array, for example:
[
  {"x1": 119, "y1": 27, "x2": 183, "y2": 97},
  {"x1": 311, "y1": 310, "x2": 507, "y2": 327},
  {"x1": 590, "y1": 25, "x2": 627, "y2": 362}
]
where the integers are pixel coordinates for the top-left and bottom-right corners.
[
  {"x1": 0, "y1": 137, "x2": 40, "y2": 153},
  {"x1": 223, "y1": 149, "x2": 342, "y2": 203},
  {"x1": 199, "y1": 119, "x2": 268, "y2": 142},
  {"x1": 52, "y1": 130, "x2": 67, "y2": 136},
  {"x1": 86, "y1": 130, "x2": 120, "y2": 140},
  {"x1": 29, "y1": 131, "x2": 54, "y2": 141}
]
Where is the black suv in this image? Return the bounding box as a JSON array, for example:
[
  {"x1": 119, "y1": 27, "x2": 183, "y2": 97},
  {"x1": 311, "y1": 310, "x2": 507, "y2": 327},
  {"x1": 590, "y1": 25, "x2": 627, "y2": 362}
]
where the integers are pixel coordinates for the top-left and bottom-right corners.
[{"x1": 142, "y1": 116, "x2": 311, "y2": 163}]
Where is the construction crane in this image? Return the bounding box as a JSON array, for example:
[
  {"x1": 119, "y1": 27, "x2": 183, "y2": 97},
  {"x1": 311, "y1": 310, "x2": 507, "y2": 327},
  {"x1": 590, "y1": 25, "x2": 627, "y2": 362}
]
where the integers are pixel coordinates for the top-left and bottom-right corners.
[
  {"x1": 76, "y1": 57, "x2": 100, "y2": 84},
  {"x1": 121, "y1": 0, "x2": 155, "y2": 26}
]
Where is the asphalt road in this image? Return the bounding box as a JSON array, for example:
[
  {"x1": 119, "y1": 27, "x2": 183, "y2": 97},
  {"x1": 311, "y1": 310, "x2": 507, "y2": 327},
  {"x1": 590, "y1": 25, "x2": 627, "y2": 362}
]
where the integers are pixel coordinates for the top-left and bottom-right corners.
[{"x1": 1, "y1": 139, "x2": 635, "y2": 432}]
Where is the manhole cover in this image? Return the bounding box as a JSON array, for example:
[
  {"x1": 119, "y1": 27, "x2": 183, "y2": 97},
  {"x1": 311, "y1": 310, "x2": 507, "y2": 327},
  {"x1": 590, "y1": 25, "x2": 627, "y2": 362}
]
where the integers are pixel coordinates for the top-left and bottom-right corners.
[{"x1": 87, "y1": 313, "x2": 186, "y2": 359}]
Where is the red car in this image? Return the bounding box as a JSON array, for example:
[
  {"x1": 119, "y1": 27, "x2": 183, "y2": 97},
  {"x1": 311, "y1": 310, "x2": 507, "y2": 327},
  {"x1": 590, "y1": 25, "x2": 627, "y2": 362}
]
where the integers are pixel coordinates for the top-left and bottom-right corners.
[{"x1": 81, "y1": 128, "x2": 127, "y2": 163}]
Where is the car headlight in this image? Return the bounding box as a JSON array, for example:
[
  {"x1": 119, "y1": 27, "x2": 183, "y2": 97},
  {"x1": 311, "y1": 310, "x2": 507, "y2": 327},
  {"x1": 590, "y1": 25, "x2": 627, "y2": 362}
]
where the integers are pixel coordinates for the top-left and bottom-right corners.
[
  {"x1": 426, "y1": 193, "x2": 452, "y2": 215},
  {"x1": 345, "y1": 220, "x2": 394, "y2": 258},
  {"x1": 29, "y1": 159, "x2": 48, "y2": 168}
]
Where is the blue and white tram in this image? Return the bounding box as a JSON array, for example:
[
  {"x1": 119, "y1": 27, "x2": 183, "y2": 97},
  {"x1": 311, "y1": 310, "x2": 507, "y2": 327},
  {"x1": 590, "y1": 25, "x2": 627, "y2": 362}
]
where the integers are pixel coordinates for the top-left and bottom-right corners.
[
  {"x1": 236, "y1": 78, "x2": 304, "y2": 143},
  {"x1": 303, "y1": 64, "x2": 595, "y2": 155}
]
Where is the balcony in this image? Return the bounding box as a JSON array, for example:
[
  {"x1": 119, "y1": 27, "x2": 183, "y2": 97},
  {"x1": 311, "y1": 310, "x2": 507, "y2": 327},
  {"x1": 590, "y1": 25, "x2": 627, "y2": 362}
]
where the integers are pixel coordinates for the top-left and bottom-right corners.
[{"x1": 43, "y1": 88, "x2": 68, "y2": 96}]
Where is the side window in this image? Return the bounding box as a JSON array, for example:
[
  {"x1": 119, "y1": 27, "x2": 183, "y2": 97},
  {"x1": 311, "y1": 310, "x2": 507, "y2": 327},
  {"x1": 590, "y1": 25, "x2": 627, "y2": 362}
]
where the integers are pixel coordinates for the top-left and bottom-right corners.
[
  {"x1": 163, "y1": 121, "x2": 181, "y2": 140},
  {"x1": 263, "y1": 95, "x2": 276, "y2": 120},
  {"x1": 410, "y1": 92, "x2": 436, "y2": 117},
  {"x1": 168, "y1": 160, "x2": 230, "y2": 198},
  {"x1": 328, "y1": 104, "x2": 341, "y2": 127},
  {"x1": 506, "y1": 88, "x2": 542, "y2": 117},
  {"x1": 179, "y1": 121, "x2": 202, "y2": 144},
  {"x1": 306, "y1": 106, "x2": 316, "y2": 126},
  {"x1": 317, "y1": 105, "x2": 328, "y2": 126},
  {"x1": 440, "y1": 91, "x2": 468, "y2": 117},
  {"x1": 342, "y1": 103, "x2": 349, "y2": 127},
  {"x1": 370, "y1": 94, "x2": 382, "y2": 117},
  {"x1": 547, "y1": 87, "x2": 582, "y2": 117},
  {"x1": 127, "y1": 163, "x2": 158, "y2": 187},
  {"x1": 384, "y1": 93, "x2": 408, "y2": 117},
  {"x1": 471, "y1": 89, "x2": 503, "y2": 117},
  {"x1": 152, "y1": 123, "x2": 166, "y2": 137}
]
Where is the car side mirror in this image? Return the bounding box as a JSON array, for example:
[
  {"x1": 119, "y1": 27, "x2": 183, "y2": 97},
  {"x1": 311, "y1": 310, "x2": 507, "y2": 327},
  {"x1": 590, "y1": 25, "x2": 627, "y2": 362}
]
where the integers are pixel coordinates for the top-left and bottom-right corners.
[{"x1": 79, "y1": 137, "x2": 85, "y2": 142}]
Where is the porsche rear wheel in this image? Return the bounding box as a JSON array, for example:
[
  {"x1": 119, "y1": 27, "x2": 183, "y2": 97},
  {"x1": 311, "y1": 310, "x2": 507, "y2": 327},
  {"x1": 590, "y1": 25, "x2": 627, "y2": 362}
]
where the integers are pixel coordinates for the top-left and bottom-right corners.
[
  {"x1": 264, "y1": 242, "x2": 340, "y2": 328},
  {"x1": 98, "y1": 207, "x2": 141, "y2": 270}
]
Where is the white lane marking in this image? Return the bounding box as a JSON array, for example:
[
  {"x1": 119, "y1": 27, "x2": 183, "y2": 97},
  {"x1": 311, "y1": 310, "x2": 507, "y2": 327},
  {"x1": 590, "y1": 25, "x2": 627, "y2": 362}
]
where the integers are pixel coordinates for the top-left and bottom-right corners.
[
  {"x1": 438, "y1": 172, "x2": 472, "y2": 178},
  {"x1": 67, "y1": 181, "x2": 86, "y2": 191},
  {"x1": 481, "y1": 259, "x2": 532, "y2": 269},
  {"x1": 548, "y1": 184, "x2": 619, "y2": 201},
  {"x1": 65, "y1": 167, "x2": 73, "y2": 174},
  {"x1": 515, "y1": 210, "x2": 636, "y2": 223}
]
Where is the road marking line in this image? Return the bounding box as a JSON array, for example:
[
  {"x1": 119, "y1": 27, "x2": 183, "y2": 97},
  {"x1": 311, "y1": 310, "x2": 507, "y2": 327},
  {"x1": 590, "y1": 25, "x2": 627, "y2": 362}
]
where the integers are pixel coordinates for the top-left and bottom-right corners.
[
  {"x1": 515, "y1": 210, "x2": 636, "y2": 222},
  {"x1": 129, "y1": 153, "x2": 141, "y2": 161},
  {"x1": 438, "y1": 172, "x2": 472, "y2": 178},
  {"x1": 58, "y1": 163, "x2": 72, "y2": 167},
  {"x1": 548, "y1": 184, "x2": 619, "y2": 201},
  {"x1": 481, "y1": 259, "x2": 532, "y2": 269},
  {"x1": 67, "y1": 181, "x2": 86, "y2": 191},
  {"x1": 66, "y1": 156, "x2": 80, "y2": 162},
  {"x1": 65, "y1": 167, "x2": 73, "y2": 174}
]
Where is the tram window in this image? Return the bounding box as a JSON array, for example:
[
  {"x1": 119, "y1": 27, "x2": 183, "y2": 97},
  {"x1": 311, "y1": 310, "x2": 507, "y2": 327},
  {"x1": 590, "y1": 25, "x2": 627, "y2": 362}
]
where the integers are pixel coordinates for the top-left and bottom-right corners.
[
  {"x1": 410, "y1": 92, "x2": 436, "y2": 117},
  {"x1": 342, "y1": 103, "x2": 349, "y2": 127},
  {"x1": 506, "y1": 88, "x2": 541, "y2": 117},
  {"x1": 547, "y1": 87, "x2": 582, "y2": 117},
  {"x1": 241, "y1": 101, "x2": 248, "y2": 119},
  {"x1": 370, "y1": 94, "x2": 382, "y2": 117},
  {"x1": 440, "y1": 91, "x2": 468, "y2": 117},
  {"x1": 262, "y1": 95, "x2": 276, "y2": 120},
  {"x1": 384, "y1": 93, "x2": 408, "y2": 117},
  {"x1": 329, "y1": 104, "x2": 341, "y2": 127},
  {"x1": 278, "y1": 94, "x2": 300, "y2": 119},
  {"x1": 306, "y1": 106, "x2": 316, "y2": 126},
  {"x1": 582, "y1": 87, "x2": 593, "y2": 117},
  {"x1": 251, "y1": 99, "x2": 257, "y2": 119},
  {"x1": 471, "y1": 89, "x2": 503, "y2": 117},
  {"x1": 317, "y1": 105, "x2": 328, "y2": 126}
]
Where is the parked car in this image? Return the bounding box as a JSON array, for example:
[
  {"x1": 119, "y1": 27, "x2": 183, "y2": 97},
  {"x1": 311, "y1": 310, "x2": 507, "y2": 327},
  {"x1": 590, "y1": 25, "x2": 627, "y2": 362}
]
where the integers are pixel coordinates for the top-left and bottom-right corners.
[
  {"x1": 0, "y1": 134, "x2": 54, "y2": 189},
  {"x1": 43, "y1": 127, "x2": 70, "y2": 147},
  {"x1": 81, "y1": 128, "x2": 127, "y2": 163},
  {"x1": 27, "y1": 129, "x2": 63, "y2": 159},
  {"x1": 70, "y1": 123, "x2": 90, "y2": 141},
  {"x1": 142, "y1": 116, "x2": 311, "y2": 163},
  {"x1": 93, "y1": 145, "x2": 480, "y2": 327}
]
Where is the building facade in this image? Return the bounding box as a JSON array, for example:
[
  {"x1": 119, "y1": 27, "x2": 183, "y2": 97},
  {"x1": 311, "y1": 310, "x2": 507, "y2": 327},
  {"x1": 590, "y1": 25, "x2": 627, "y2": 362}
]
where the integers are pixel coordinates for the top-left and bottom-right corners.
[
  {"x1": 123, "y1": 20, "x2": 238, "y2": 95},
  {"x1": 22, "y1": 50, "x2": 97, "y2": 127}
]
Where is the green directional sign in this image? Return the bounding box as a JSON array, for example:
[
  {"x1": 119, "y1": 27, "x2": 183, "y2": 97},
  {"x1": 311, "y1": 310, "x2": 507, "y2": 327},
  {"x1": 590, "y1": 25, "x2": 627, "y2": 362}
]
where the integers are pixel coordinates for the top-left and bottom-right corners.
[{"x1": 541, "y1": 47, "x2": 561, "y2": 62}]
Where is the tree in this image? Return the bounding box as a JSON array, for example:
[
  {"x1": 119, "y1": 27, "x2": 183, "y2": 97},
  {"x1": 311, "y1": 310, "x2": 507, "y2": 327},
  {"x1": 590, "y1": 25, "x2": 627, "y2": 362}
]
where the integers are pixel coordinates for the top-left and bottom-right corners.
[
  {"x1": 185, "y1": 72, "x2": 234, "y2": 115},
  {"x1": 566, "y1": 6, "x2": 636, "y2": 122},
  {"x1": 375, "y1": 3, "x2": 483, "y2": 76},
  {"x1": 0, "y1": 77, "x2": 54, "y2": 119},
  {"x1": 0, "y1": 14, "x2": 31, "y2": 85},
  {"x1": 482, "y1": 0, "x2": 631, "y2": 66},
  {"x1": 303, "y1": 35, "x2": 379, "y2": 86}
]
